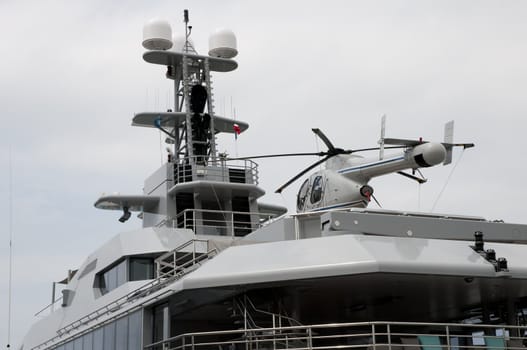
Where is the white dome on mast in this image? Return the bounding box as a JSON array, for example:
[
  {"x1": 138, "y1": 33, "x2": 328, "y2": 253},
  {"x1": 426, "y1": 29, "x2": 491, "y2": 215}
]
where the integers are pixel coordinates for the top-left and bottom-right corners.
[
  {"x1": 171, "y1": 33, "x2": 196, "y2": 53},
  {"x1": 171, "y1": 33, "x2": 186, "y2": 52},
  {"x1": 142, "y1": 18, "x2": 173, "y2": 50},
  {"x1": 208, "y1": 28, "x2": 238, "y2": 58}
]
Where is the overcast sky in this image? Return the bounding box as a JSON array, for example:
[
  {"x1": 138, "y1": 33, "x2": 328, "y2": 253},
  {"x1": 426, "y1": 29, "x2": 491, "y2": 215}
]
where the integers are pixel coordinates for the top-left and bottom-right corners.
[{"x1": 1, "y1": 0, "x2": 527, "y2": 347}]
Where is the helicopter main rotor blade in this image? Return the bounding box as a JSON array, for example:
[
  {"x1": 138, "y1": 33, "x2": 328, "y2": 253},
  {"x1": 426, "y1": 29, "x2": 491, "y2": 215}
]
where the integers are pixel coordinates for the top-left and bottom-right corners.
[
  {"x1": 227, "y1": 152, "x2": 326, "y2": 161},
  {"x1": 275, "y1": 155, "x2": 333, "y2": 194},
  {"x1": 383, "y1": 138, "x2": 424, "y2": 146},
  {"x1": 312, "y1": 128, "x2": 337, "y2": 153},
  {"x1": 342, "y1": 145, "x2": 408, "y2": 153},
  {"x1": 442, "y1": 142, "x2": 475, "y2": 149},
  {"x1": 229, "y1": 146, "x2": 409, "y2": 162}
]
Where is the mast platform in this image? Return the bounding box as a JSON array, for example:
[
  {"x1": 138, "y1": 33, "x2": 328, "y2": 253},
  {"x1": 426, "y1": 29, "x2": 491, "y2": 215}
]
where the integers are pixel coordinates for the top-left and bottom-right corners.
[
  {"x1": 143, "y1": 50, "x2": 238, "y2": 72},
  {"x1": 132, "y1": 112, "x2": 248, "y2": 134}
]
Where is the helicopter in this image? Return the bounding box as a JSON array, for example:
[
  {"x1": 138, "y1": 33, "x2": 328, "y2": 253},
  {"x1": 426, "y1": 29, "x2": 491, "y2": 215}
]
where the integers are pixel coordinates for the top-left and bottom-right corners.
[{"x1": 231, "y1": 118, "x2": 474, "y2": 213}]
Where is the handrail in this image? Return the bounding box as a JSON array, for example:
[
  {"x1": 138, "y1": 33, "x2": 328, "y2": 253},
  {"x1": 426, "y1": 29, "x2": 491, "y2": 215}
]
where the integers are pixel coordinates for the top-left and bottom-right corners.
[
  {"x1": 232, "y1": 297, "x2": 260, "y2": 330},
  {"x1": 243, "y1": 295, "x2": 303, "y2": 328},
  {"x1": 174, "y1": 156, "x2": 259, "y2": 185},
  {"x1": 174, "y1": 208, "x2": 276, "y2": 222},
  {"x1": 155, "y1": 238, "x2": 208, "y2": 264},
  {"x1": 34, "y1": 296, "x2": 63, "y2": 317},
  {"x1": 144, "y1": 320, "x2": 527, "y2": 350},
  {"x1": 172, "y1": 208, "x2": 277, "y2": 236}
]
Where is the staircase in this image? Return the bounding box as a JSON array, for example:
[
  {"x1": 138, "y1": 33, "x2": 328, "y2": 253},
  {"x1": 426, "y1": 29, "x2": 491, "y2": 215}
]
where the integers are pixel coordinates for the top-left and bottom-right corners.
[{"x1": 227, "y1": 295, "x2": 308, "y2": 350}]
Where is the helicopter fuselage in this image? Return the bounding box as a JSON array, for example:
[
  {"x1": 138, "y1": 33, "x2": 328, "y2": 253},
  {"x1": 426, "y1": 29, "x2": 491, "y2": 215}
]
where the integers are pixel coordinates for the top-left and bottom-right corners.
[{"x1": 296, "y1": 142, "x2": 447, "y2": 212}]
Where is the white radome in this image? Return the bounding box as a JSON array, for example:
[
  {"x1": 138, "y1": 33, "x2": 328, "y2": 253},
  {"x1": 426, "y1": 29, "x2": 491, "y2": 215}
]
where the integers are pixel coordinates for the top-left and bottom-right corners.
[
  {"x1": 171, "y1": 33, "x2": 196, "y2": 53},
  {"x1": 171, "y1": 33, "x2": 186, "y2": 52},
  {"x1": 142, "y1": 18, "x2": 173, "y2": 50},
  {"x1": 208, "y1": 28, "x2": 238, "y2": 58}
]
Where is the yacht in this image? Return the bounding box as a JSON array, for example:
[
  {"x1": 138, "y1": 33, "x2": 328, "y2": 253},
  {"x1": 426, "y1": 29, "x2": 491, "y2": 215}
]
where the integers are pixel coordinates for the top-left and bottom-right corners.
[{"x1": 20, "y1": 11, "x2": 527, "y2": 350}]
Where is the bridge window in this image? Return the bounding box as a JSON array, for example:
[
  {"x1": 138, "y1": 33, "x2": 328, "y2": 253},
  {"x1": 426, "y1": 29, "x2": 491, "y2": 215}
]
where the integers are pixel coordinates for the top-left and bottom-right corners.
[
  {"x1": 99, "y1": 259, "x2": 127, "y2": 294},
  {"x1": 310, "y1": 176, "x2": 324, "y2": 204},
  {"x1": 98, "y1": 257, "x2": 154, "y2": 295},
  {"x1": 129, "y1": 258, "x2": 154, "y2": 281}
]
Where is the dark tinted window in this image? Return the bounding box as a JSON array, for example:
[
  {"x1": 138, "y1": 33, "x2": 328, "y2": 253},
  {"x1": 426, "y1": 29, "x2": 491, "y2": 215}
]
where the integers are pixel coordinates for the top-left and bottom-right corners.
[
  {"x1": 297, "y1": 179, "x2": 309, "y2": 211},
  {"x1": 129, "y1": 258, "x2": 154, "y2": 281},
  {"x1": 128, "y1": 311, "x2": 142, "y2": 350},
  {"x1": 93, "y1": 327, "x2": 103, "y2": 349},
  {"x1": 116, "y1": 260, "x2": 126, "y2": 286},
  {"x1": 103, "y1": 322, "x2": 115, "y2": 350},
  {"x1": 99, "y1": 259, "x2": 126, "y2": 295},
  {"x1": 99, "y1": 257, "x2": 154, "y2": 295},
  {"x1": 83, "y1": 332, "x2": 93, "y2": 350},
  {"x1": 115, "y1": 316, "x2": 128, "y2": 350},
  {"x1": 73, "y1": 337, "x2": 82, "y2": 350},
  {"x1": 310, "y1": 176, "x2": 324, "y2": 204}
]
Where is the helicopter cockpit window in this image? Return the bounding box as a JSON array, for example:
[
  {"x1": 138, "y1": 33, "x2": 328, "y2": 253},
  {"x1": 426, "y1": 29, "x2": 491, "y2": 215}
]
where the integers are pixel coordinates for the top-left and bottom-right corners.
[
  {"x1": 297, "y1": 179, "x2": 309, "y2": 211},
  {"x1": 310, "y1": 176, "x2": 324, "y2": 204}
]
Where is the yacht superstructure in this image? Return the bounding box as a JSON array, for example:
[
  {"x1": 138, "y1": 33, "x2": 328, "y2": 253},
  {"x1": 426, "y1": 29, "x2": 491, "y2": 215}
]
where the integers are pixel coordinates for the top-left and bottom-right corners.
[{"x1": 20, "y1": 11, "x2": 527, "y2": 350}]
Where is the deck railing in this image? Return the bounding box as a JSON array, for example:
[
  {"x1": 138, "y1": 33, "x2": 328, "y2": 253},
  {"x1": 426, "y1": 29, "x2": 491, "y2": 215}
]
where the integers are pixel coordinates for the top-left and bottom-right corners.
[
  {"x1": 174, "y1": 157, "x2": 259, "y2": 185},
  {"x1": 155, "y1": 239, "x2": 215, "y2": 279},
  {"x1": 172, "y1": 208, "x2": 276, "y2": 236},
  {"x1": 144, "y1": 320, "x2": 527, "y2": 350}
]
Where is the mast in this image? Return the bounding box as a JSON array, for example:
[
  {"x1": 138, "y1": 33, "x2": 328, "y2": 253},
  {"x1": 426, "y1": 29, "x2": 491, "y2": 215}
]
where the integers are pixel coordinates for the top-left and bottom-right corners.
[{"x1": 95, "y1": 11, "x2": 287, "y2": 232}]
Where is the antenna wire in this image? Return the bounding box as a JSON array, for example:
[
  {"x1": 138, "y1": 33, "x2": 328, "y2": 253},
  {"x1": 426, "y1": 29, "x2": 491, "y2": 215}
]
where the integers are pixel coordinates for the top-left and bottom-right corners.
[
  {"x1": 431, "y1": 149, "x2": 465, "y2": 212},
  {"x1": 7, "y1": 146, "x2": 13, "y2": 350}
]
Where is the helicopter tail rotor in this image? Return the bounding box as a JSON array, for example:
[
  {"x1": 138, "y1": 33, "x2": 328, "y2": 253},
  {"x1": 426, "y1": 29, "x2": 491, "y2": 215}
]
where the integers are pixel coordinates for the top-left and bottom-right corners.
[
  {"x1": 443, "y1": 120, "x2": 454, "y2": 165},
  {"x1": 379, "y1": 115, "x2": 386, "y2": 160},
  {"x1": 442, "y1": 120, "x2": 475, "y2": 165}
]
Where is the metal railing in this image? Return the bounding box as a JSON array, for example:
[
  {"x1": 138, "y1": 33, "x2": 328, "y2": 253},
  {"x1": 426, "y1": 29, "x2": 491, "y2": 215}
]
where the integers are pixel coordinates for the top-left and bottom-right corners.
[
  {"x1": 144, "y1": 320, "x2": 527, "y2": 350},
  {"x1": 174, "y1": 157, "x2": 259, "y2": 185},
  {"x1": 173, "y1": 208, "x2": 276, "y2": 236},
  {"x1": 34, "y1": 296, "x2": 63, "y2": 317},
  {"x1": 155, "y1": 239, "x2": 215, "y2": 279},
  {"x1": 238, "y1": 295, "x2": 303, "y2": 329}
]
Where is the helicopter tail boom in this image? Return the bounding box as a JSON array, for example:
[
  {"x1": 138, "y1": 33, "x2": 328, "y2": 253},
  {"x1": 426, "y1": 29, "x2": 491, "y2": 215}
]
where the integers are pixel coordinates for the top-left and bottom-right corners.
[{"x1": 338, "y1": 142, "x2": 447, "y2": 180}]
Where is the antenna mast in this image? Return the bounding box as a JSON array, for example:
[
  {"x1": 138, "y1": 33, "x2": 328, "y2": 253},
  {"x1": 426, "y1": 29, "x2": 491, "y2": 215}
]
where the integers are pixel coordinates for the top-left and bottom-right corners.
[
  {"x1": 183, "y1": 9, "x2": 193, "y2": 54},
  {"x1": 6, "y1": 147, "x2": 13, "y2": 350},
  {"x1": 184, "y1": 9, "x2": 189, "y2": 53}
]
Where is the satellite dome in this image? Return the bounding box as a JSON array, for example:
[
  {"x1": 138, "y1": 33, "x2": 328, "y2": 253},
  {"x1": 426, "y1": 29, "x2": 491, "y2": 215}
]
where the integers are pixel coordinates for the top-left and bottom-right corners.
[
  {"x1": 170, "y1": 33, "x2": 196, "y2": 53},
  {"x1": 142, "y1": 18, "x2": 173, "y2": 50},
  {"x1": 171, "y1": 33, "x2": 186, "y2": 52},
  {"x1": 208, "y1": 28, "x2": 237, "y2": 58}
]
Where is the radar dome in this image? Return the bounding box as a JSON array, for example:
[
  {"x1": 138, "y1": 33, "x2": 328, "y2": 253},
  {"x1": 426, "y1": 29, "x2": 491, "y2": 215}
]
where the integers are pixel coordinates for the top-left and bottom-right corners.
[
  {"x1": 142, "y1": 18, "x2": 173, "y2": 50},
  {"x1": 208, "y1": 28, "x2": 237, "y2": 58},
  {"x1": 170, "y1": 33, "x2": 196, "y2": 53},
  {"x1": 171, "y1": 33, "x2": 186, "y2": 52}
]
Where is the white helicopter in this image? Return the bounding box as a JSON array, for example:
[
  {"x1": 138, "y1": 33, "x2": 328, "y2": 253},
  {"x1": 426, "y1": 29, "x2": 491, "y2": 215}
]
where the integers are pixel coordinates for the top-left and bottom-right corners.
[{"x1": 232, "y1": 118, "x2": 474, "y2": 213}]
